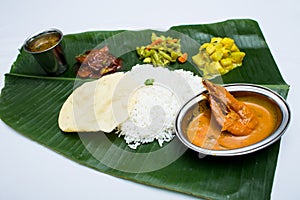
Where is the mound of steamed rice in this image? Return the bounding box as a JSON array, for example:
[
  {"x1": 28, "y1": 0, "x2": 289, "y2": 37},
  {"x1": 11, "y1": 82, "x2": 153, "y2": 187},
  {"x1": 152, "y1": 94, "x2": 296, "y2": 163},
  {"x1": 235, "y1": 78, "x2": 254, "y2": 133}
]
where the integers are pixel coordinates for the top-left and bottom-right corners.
[{"x1": 118, "y1": 65, "x2": 203, "y2": 149}]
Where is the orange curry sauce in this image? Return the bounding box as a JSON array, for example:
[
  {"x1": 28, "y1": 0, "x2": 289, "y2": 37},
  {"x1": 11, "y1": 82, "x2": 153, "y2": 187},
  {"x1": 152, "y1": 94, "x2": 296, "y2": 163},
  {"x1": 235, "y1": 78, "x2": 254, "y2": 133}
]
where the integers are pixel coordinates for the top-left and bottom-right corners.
[{"x1": 187, "y1": 95, "x2": 279, "y2": 150}]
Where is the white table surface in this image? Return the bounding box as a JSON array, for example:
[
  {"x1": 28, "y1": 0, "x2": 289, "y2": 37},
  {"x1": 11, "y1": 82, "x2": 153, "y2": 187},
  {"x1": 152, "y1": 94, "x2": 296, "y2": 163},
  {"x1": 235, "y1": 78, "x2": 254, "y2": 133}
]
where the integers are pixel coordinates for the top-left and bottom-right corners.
[{"x1": 1, "y1": 0, "x2": 299, "y2": 199}]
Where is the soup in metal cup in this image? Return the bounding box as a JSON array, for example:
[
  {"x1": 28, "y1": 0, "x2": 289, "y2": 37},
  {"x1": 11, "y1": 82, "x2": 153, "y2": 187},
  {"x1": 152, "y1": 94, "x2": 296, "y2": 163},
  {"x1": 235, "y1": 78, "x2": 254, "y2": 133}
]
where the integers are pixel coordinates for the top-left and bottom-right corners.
[{"x1": 23, "y1": 28, "x2": 67, "y2": 75}]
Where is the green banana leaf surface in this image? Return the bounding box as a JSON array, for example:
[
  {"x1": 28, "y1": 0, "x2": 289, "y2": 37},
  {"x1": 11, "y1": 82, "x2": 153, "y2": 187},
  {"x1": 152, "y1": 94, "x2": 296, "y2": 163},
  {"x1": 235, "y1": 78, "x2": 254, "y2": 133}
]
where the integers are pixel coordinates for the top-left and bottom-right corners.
[{"x1": 0, "y1": 19, "x2": 289, "y2": 200}]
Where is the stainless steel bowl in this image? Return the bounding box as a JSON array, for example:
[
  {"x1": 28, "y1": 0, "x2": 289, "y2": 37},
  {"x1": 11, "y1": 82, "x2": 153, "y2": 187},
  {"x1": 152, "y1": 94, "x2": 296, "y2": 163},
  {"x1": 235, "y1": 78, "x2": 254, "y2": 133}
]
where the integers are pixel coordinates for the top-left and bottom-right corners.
[{"x1": 175, "y1": 84, "x2": 291, "y2": 156}]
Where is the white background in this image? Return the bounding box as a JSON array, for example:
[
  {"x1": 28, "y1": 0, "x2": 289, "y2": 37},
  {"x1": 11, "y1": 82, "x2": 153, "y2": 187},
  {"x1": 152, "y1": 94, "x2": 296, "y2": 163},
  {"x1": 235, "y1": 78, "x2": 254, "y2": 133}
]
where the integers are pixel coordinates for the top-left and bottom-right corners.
[{"x1": 1, "y1": 0, "x2": 299, "y2": 199}]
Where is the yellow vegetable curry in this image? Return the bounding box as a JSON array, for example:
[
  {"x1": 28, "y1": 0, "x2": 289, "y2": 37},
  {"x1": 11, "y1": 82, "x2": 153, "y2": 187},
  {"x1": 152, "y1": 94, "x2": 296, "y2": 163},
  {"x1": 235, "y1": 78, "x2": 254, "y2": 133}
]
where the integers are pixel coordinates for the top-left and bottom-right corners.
[{"x1": 192, "y1": 37, "x2": 246, "y2": 78}]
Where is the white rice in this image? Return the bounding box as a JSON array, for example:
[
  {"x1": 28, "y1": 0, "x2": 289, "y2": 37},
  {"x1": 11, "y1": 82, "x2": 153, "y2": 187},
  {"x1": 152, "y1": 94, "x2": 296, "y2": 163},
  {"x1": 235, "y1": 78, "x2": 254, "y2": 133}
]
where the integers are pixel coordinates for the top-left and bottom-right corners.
[{"x1": 118, "y1": 64, "x2": 203, "y2": 149}]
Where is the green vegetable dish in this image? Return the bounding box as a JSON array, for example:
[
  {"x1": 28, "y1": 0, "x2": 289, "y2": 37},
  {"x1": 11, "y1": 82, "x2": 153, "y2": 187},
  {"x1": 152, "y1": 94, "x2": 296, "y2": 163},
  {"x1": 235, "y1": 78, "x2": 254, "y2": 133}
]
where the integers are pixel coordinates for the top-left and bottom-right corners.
[{"x1": 136, "y1": 33, "x2": 188, "y2": 66}]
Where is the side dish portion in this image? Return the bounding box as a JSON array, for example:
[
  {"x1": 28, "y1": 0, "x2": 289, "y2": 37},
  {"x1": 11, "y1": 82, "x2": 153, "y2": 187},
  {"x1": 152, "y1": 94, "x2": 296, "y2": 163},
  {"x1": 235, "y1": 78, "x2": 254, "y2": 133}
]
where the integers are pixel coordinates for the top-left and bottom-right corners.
[
  {"x1": 75, "y1": 46, "x2": 122, "y2": 78},
  {"x1": 136, "y1": 33, "x2": 188, "y2": 66},
  {"x1": 192, "y1": 37, "x2": 246, "y2": 78}
]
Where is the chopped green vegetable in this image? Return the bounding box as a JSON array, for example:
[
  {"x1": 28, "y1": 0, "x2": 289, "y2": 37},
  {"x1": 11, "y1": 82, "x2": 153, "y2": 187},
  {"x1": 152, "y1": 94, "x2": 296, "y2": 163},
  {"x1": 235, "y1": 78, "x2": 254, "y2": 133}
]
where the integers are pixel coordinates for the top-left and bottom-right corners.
[
  {"x1": 144, "y1": 78, "x2": 155, "y2": 86},
  {"x1": 136, "y1": 33, "x2": 188, "y2": 67}
]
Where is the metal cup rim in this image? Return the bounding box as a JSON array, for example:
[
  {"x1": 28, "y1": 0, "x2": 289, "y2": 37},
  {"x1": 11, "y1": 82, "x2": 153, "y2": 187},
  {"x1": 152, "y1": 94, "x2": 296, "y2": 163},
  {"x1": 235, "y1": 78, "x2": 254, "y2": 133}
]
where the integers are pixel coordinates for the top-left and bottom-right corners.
[{"x1": 23, "y1": 28, "x2": 63, "y2": 54}]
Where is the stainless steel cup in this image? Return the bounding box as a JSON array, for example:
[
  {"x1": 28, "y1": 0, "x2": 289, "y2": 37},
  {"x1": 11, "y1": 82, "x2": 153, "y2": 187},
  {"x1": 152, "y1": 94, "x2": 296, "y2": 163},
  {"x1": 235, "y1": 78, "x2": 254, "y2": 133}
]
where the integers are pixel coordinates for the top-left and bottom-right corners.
[{"x1": 23, "y1": 28, "x2": 67, "y2": 75}]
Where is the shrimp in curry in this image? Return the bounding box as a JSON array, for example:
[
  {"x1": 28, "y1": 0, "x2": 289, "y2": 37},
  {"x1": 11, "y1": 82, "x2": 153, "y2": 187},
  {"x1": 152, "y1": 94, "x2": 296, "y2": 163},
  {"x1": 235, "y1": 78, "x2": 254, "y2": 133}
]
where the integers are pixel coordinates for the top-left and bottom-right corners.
[{"x1": 187, "y1": 80, "x2": 278, "y2": 150}]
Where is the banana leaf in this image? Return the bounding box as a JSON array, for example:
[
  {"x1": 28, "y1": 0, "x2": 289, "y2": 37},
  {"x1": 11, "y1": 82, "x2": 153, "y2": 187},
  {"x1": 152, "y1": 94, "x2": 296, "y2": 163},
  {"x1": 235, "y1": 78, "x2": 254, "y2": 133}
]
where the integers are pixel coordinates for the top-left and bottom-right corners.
[{"x1": 0, "y1": 19, "x2": 289, "y2": 199}]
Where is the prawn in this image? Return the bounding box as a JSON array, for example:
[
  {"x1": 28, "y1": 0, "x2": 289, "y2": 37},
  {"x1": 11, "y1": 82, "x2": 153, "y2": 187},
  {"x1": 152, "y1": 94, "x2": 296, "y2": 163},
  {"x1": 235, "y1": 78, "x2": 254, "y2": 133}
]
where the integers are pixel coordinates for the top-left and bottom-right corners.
[{"x1": 202, "y1": 79, "x2": 258, "y2": 136}]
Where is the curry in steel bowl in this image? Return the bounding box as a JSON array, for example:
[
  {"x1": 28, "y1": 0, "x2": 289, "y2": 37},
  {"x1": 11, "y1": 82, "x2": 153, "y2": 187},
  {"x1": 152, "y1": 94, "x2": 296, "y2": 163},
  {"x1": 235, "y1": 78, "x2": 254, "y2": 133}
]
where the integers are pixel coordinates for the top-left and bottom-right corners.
[{"x1": 175, "y1": 80, "x2": 290, "y2": 156}]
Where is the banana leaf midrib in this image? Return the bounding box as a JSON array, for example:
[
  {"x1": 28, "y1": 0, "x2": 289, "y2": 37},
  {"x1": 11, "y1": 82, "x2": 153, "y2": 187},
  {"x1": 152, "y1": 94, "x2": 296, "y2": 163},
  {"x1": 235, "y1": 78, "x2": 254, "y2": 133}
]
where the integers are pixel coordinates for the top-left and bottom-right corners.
[{"x1": 3, "y1": 72, "x2": 290, "y2": 93}]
